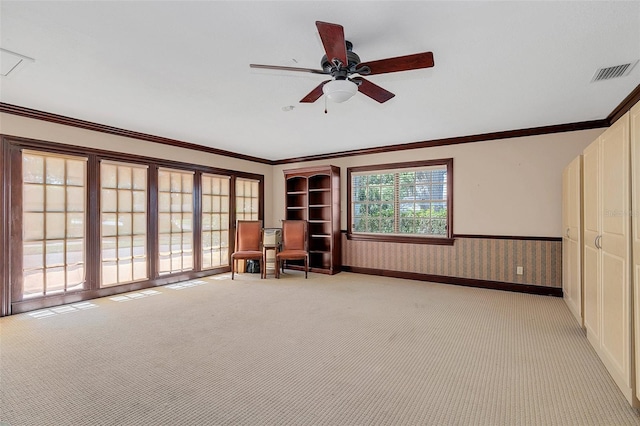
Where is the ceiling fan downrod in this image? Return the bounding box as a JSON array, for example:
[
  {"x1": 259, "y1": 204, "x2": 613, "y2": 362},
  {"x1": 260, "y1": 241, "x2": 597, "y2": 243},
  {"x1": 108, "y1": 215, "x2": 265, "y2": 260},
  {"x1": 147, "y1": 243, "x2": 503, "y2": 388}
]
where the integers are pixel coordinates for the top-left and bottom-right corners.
[{"x1": 321, "y1": 40, "x2": 362, "y2": 75}]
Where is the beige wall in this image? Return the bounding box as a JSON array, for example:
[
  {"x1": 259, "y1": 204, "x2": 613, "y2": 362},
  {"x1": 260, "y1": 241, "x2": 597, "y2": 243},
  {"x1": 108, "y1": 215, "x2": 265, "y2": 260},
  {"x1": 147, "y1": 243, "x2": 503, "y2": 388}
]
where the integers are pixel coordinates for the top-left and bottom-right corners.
[
  {"x1": 1, "y1": 112, "x2": 604, "y2": 237},
  {"x1": 1, "y1": 112, "x2": 606, "y2": 287},
  {"x1": 271, "y1": 129, "x2": 604, "y2": 237},
  {"x1": 0, "y1": 112, "x2": 274, "y2": 218}
]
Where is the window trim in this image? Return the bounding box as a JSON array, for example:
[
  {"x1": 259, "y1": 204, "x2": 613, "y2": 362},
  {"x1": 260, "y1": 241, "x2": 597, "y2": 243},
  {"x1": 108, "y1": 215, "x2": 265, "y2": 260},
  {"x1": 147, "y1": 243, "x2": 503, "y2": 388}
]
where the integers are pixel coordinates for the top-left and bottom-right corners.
[{"x1": 347, "y1": 158, "x2": 454, "y2": 245}]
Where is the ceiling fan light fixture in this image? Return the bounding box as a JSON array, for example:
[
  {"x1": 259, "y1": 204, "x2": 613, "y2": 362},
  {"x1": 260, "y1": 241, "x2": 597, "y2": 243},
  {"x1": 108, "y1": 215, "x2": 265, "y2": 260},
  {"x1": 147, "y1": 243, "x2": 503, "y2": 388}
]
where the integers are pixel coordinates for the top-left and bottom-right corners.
[{"x1": 322, "y1": 79, "x2": 358, "y2": 103}]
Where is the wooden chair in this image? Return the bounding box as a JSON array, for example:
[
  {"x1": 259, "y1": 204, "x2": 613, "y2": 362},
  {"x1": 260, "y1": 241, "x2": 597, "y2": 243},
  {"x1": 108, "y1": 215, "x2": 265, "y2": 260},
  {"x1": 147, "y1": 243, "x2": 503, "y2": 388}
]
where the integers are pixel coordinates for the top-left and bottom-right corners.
[
  {"x1": 276, "y1": 220, "x2": 309, "y2": 279},
  {"x1": 231, "y1": 220, "x2": 264, "y2": 280}
]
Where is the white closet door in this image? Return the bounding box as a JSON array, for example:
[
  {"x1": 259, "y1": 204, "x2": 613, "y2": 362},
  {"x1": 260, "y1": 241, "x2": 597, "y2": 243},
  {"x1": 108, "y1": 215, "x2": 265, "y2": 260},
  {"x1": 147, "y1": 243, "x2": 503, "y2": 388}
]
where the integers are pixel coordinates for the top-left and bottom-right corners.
[
  {"x1": 562, "y1": 156, "x2": 582, "y2": 325},
  {"x1": 600, "y1": 113, "x2": 632, "y2": 401},
  {"x1": 583, "y1": 138, "x2": 600, "y2": 342},
  {"x1": 631, "y1": 102, "x2": 640, "y2": 398}
]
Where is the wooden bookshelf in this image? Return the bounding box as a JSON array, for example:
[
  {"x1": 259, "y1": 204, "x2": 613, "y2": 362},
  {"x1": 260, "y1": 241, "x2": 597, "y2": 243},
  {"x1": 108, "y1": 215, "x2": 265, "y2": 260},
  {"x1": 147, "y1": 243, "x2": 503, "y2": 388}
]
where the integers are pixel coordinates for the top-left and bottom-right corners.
[{"x1": 283, "y1": 165, "x2": 341, "y2": 274}]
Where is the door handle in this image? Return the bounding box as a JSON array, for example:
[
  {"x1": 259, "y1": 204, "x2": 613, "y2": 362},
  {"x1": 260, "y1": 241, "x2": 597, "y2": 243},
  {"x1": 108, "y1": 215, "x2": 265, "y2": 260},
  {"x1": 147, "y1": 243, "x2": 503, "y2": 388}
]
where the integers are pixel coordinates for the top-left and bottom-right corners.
[
  {"x1": 595, "y1": 235, "x2": 602, "y2": 249},
  {"x1": 566, "y1": 228, "x2": 571, "y2": 238}
]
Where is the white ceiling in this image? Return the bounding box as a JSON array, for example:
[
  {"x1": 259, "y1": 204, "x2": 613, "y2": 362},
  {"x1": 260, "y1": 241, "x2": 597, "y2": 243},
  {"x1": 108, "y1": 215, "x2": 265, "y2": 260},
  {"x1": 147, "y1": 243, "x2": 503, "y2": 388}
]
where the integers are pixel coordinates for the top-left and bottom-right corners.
[{"x1": 1, "y1": 1, "x2": 639, "y2": 161}]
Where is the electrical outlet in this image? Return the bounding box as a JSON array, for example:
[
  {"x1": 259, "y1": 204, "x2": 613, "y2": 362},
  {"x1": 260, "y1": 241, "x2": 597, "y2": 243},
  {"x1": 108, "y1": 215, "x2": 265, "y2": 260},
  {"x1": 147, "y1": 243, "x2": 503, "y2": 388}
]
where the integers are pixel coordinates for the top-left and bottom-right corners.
[{"x1": 516, "y1": 266, "x2": 524, "y2": 275}]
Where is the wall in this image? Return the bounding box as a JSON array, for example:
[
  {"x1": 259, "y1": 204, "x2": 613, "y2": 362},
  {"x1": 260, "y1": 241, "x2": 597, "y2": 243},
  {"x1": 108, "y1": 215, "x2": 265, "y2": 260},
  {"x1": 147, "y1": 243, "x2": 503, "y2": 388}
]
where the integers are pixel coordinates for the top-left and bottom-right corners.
[
  {"x1": 0, "y1": 112, "x2": 274, "y2": 222},
  {"x1": 1, "y1": 112, "x2": 605, "y2": 289},
  {"x1": 271, "y1": 129, "x2": 603, "y2": 234},
  {"x1": 342, "y1": 235, "x2": 561, "y2": 288},
  {"x1": 272, "y1": 129, "x2": 604, "y2": 288}
]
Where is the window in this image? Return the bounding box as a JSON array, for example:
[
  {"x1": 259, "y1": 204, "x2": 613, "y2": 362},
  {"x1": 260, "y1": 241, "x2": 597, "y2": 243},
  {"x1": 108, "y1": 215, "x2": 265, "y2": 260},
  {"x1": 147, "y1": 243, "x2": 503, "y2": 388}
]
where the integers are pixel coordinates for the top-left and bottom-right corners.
[
  {"x1": 4, "y1": 136, "x2": 264, "y2": 314},
  {"x1": 348, "y1": 159, "x2": 453, "y2": 244},
  {"x1": 101, "y1": 161, "x2": 148, "y2": 286},
  {"x1": 22, "y1": 150, "x2": 87, "y2": 298},
  {"x1": 158, "y1": 168, "x2": 194, "y2": 275},
  {"x1": 201, "y1": 174, "x2": 230, "y2": 269},
  {"x1": 235, "y1": 178, "x2": 259, "y2": 221}
]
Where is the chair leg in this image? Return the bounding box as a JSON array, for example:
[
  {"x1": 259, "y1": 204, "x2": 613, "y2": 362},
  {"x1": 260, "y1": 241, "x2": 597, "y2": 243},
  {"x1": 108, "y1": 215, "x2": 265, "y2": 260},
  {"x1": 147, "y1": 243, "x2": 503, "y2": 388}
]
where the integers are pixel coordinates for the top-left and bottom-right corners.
[
  {"x1": 275, "y1": 258, "x2": 279, "y2": 278},
  {"x1": 231, "y1": 258, "x2": 235, "y2": 280},
  {"x1": 260, "y1": 258, "x2": 264, "y2": 279},
  {"x1": 305, "y1": 255, "x2": 308, "y2": 279}
]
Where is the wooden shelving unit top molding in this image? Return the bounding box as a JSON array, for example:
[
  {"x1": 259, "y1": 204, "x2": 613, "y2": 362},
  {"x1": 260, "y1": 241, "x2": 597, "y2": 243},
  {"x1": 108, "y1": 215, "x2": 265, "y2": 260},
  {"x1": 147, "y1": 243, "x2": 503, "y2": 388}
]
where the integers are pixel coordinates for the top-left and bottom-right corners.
[{"x1": 284, "y1": 165, "x2": 339, "y2": 176}]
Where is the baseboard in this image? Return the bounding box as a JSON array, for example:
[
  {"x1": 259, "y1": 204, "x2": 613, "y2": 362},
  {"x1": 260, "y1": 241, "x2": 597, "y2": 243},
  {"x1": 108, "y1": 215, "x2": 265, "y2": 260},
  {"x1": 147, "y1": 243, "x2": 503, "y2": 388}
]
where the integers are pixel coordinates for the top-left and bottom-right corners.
[{"x1": 341, "y1": 266, "x2": 563, "y2": 297}]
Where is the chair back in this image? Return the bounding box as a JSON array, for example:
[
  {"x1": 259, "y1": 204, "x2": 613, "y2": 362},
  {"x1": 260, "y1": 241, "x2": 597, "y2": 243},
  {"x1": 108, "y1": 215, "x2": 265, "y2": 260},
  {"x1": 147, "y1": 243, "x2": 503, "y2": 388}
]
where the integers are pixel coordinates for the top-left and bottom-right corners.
[
  {"x1": 281, "y1": 220, "x2": 307, "y2": 251},
  {"x1": 235, "y1": 220, "x2": 262, "y2": 251}
]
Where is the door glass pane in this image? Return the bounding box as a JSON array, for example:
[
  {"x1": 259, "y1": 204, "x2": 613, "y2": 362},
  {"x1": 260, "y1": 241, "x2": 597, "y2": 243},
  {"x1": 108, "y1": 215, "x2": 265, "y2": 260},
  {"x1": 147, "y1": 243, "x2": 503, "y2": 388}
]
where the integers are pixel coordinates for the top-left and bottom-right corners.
[
  {"x1": 102, "y1": 189, "x2": 117, "y2": 212},
  {"x1": 235, "y1": 178, "x2": 259, "y2": 221},
  {"x1": 101, "y1": 164, "x2": 117, "y2": 188},
  {"x1": 22, "y1": 151, "x2": 87, "y2": 299},
  {"x1": 66, "y1": 213, "x2": 84, "y2": 238},
  {"x1": 23, "y1": 184, "x2": 44, "y2": 212},
  {"x1": 46, "y1": 186, "x2": 65, "y2": 211},
  {"x1": 100, "y1": 161, "x2": 148, "y2": 286},
  {"x1": 24, "y1": 213, "x2": 45, "y2": 241},
  {"x1": 66, "y1": 160, "x2": 85, "y2": 186},
  {"x1": 118, "y1": 191, "x2": 132, "y2": 212},
  {"x1": 132, "y1": 168, "x2": 146, "y2": 190},
  {"x1": 201, "y1": 174, "x2": 230, "y2": 269},
  {"x1": 45, "y1": 157, "x2": 65, "y2": 185},
  {"x1": 132, "y1": 191, "x2": 146, "y2": 212},
  {"x1": 66, "y1": 187, "x2": 85, "y2": 212},
  {"x1": 158, "y1": 168, "x2": 194, "y2": 275},
  {"x1": 23, "y1": 155, "x2": 44, "y2": 184},
  {"x1": 117, "y1": 167, "x2": 132, "y2": 189},
  {"x1": 46, "y1": 213, "x2": 66, "y2": 239}
]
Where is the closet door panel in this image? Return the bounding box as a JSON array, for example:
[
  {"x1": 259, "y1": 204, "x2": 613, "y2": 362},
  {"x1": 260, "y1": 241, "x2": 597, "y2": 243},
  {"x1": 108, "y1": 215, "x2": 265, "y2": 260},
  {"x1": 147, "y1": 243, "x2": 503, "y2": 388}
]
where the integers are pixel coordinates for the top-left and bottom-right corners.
[
  {"x1": 601, "y1": 253, "x2": 626, "y2": 372},
  {"x1": 600, "y1": 113, "x2": 632, "y2": 395},
  {"x1": 563, "y1": 156, "x2": 582, "y2": 324},
  {"x1": 562, "y1": 165, "x2": 570, "y2": 296},
  {"x1": 569, "y1": 157, "x2": 582, "y2": 322},
  {"x1": 583, "y1": 242, "x2": 600, "y2": 339},
  {"x1": 567, "y1": 238, "x2": 581, "y2": 320},
  {"x1": 631, "y1": 101, "x2": 640, "y2": 397},
  {"x1": 582, "y1": 139, "x2": 600, "y2": 341}
]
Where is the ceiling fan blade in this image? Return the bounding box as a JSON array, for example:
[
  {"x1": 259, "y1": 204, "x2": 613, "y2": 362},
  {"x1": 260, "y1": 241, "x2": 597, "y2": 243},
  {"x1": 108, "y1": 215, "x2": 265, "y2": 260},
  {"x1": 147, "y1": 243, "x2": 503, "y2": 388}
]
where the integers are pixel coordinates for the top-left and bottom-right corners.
[
  {"x1": 300, "y1": 80, "x2": 331, "y2": 103},
  {"x1": 359, "y1": 52, "x2": 434, "y2": 75},
  {"x1": 250, "y1": 64, "x2": 328, "y2": 75},
  {"x1": 316, "y1": 21, "x2": 348, "y2": 67},
  {"x1": 352, "y1": 77, "x2": 395, "y2": 103}
]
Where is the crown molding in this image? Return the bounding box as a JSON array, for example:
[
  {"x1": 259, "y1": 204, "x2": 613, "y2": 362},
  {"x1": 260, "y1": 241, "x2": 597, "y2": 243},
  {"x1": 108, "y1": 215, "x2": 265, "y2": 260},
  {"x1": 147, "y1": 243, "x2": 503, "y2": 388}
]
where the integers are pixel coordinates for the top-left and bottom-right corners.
[
  {"x1": 273, "y1": 119, "x2": 608, "y2": 164},
  {"x1": 607, "y1": 84, "x2": 640, "y2": 125},
  {"x1": 0, "y1": 103, "x2": 275, "y2": 165},
  {"x1": 5, "y1": 82, "x2": 640, "y2": 166}
]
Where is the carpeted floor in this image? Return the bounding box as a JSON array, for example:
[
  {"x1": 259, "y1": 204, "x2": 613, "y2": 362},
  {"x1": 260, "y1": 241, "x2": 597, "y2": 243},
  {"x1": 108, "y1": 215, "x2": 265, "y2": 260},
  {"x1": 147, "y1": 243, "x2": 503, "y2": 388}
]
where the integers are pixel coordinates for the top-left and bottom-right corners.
[{"x1": 1, "y1": 271, "x2": 639, "y2": 425}]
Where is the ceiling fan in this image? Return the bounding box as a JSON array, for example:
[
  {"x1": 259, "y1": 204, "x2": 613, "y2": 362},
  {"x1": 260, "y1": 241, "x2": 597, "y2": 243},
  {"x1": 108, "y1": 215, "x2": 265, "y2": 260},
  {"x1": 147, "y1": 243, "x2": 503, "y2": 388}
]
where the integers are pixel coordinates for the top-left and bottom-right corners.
[{"x1": 250, "y1": 21, "x2": 435, "y2": 104}]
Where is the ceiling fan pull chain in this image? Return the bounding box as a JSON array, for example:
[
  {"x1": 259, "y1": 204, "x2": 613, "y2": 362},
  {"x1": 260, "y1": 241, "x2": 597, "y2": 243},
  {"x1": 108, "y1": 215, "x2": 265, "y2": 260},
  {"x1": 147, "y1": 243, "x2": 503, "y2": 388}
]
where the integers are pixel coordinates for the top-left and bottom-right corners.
[{"x1": 324, "y1": 95, "x2": 328, "y2": 114}]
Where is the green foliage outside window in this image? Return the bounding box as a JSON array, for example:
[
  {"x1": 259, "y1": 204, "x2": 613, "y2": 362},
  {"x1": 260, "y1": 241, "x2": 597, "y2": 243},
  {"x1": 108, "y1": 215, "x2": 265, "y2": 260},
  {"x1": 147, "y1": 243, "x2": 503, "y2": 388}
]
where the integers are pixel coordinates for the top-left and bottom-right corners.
[{"x1": 352, "y1": 169, "x2": 448, "y2": 236}]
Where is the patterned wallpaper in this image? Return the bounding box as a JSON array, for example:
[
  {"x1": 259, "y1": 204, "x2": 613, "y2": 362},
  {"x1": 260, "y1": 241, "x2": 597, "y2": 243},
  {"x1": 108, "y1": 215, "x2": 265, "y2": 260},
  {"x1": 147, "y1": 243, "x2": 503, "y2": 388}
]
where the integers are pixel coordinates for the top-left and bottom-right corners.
[{"x1": 342, "y1": 235, "x2": 562, "y2": 288}]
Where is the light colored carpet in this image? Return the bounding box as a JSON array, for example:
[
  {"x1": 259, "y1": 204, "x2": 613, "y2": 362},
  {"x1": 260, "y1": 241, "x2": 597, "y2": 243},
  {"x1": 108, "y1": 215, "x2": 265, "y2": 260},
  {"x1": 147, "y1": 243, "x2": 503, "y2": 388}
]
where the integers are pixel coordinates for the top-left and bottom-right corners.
[{"x1": 1, "y1": 271, "x2": 639, "y2": 425}]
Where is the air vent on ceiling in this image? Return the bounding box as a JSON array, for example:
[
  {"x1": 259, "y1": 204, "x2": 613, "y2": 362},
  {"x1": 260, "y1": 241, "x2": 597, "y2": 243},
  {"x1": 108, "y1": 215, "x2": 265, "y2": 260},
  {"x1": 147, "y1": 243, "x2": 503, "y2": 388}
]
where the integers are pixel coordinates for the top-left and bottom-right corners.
[{"x1": 591, "y1": 60, "x2": 638, "y2": 82}]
